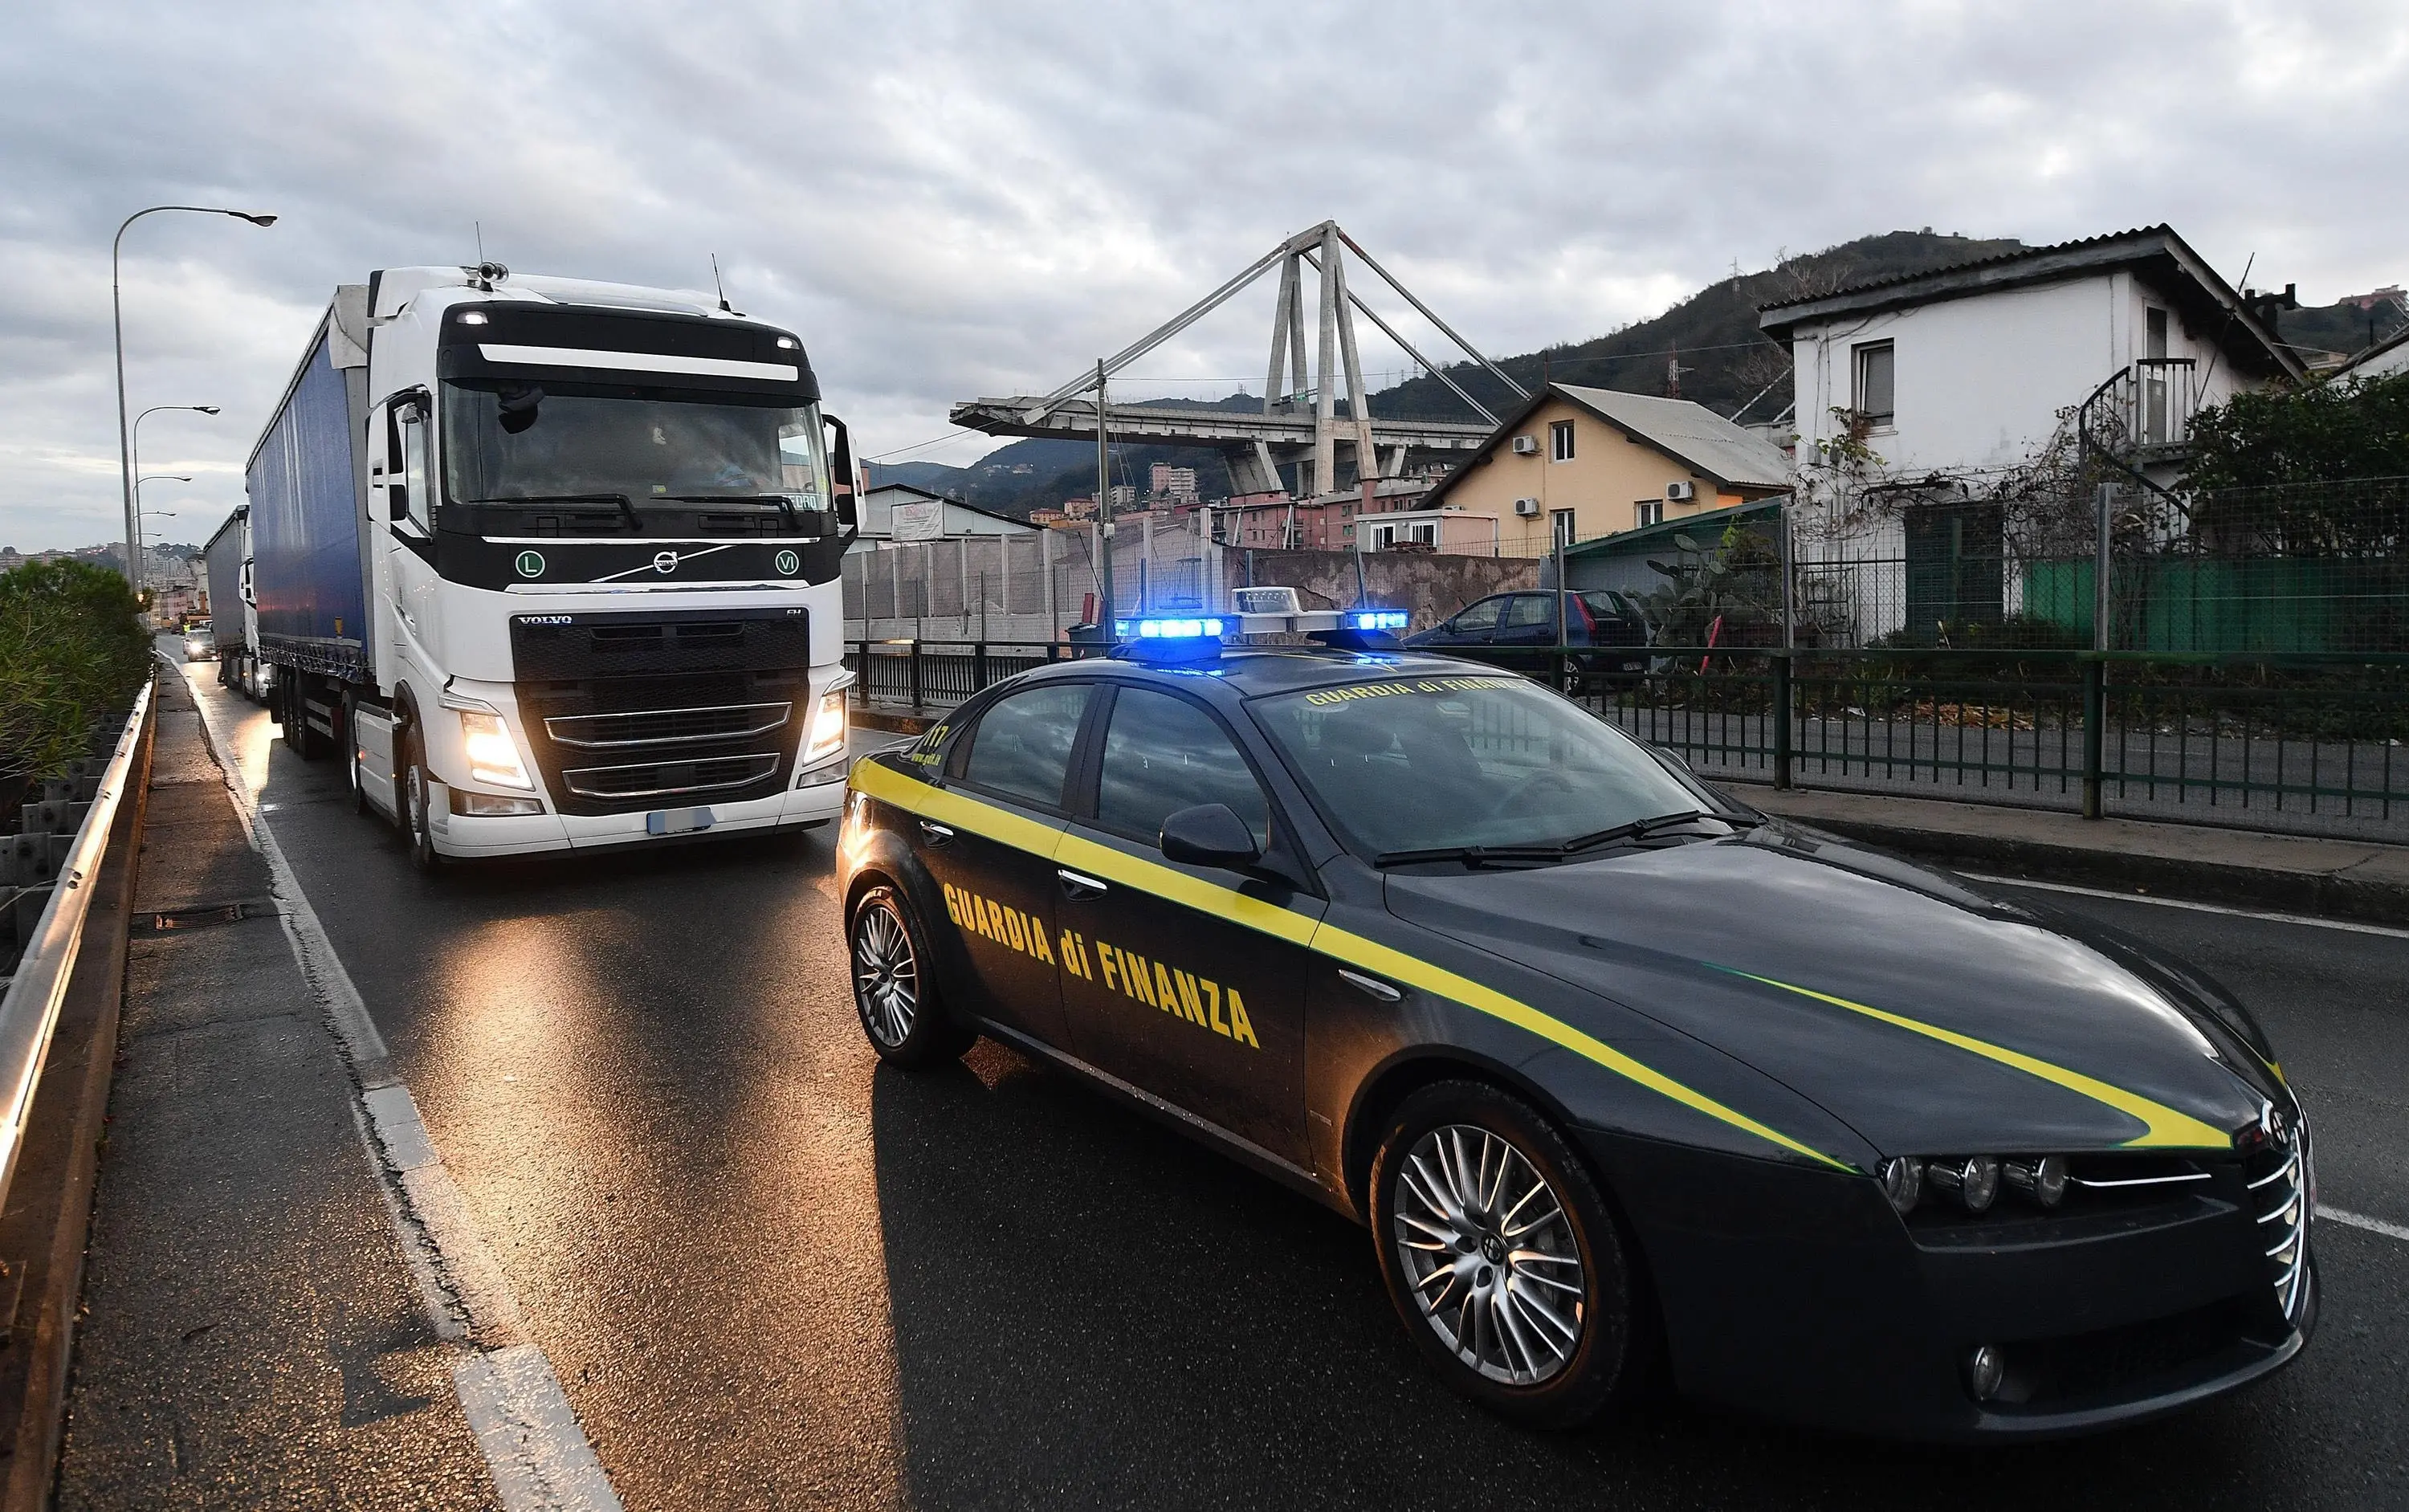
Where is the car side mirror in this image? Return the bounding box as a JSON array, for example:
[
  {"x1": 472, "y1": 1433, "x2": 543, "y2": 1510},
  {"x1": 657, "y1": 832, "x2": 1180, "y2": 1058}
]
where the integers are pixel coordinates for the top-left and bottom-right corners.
[{"x1": 1159, "y1": 803, "x2": 1261, "y2": 870}]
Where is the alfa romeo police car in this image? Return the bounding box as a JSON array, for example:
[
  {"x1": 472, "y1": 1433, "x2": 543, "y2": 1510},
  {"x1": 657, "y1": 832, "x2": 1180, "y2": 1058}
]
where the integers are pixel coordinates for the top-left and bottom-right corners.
[{"x1": 835, "y1": 593, "x2": 2313, "y2": 1440}]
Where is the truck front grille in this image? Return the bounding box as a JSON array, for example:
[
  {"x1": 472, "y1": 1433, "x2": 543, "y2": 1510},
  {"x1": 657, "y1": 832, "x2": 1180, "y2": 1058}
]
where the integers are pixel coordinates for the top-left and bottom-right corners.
[
  {"x1": 560, "y1": 753, "x2": 782, "y2": 801},
  {"x1": 508, "y1": 609, "x2": 811, "y2": 816},
  {"x1": 544, "y1": 702, "x2": 792, "y2": 751}
]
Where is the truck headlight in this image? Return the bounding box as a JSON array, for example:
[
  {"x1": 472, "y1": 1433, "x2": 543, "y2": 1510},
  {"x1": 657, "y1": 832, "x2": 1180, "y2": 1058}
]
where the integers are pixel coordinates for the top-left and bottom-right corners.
[
  {"x1": 803, "y1": 686, "x2": 848, "y2": 765},
  {"x1": 459, "y1": 710, "x2": 533, "y2": 790}
]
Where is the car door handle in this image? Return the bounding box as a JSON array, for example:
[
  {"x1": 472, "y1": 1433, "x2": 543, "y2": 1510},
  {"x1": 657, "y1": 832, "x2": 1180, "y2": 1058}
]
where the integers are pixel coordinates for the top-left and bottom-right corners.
[
  {"x1": 919, "y1": 820, "x2": 954, "y2": 846},
  {"x1": 1057, "y1": 868, "x2": 1107, "y2": 899},
  {"x1": 1338, "y1": 968, "x2": 1402, "y2": 1003}
]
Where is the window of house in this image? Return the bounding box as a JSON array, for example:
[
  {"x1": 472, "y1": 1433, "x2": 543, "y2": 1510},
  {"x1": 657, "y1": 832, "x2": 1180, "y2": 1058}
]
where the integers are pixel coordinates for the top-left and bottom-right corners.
[
  {"x1": 1853, "y1": 341, "x2": 1895, "y2": 428},
  {"x1": 1551, "y1": 508, "x2": 1576, "y2": 549},
  {"x1": 1550, "y1": 419, "x2": 1575, "y2": 462},
  {"x1": 1636, "y1": 499, "x2": 1663, "y2": 528}
]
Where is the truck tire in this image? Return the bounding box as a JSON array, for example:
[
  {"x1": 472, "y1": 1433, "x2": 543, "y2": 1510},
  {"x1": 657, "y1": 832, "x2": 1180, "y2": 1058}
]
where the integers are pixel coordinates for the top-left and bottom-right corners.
[{"x1": 402, "y1": 723, "x2": 445, "y2": 873}]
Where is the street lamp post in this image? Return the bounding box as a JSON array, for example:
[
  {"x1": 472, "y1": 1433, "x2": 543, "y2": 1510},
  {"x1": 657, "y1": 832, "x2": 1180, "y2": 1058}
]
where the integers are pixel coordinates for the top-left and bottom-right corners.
[
  {"x1": 113, "y1": 206, "x2": 273, "y2": 591},
  {"x1": 129, "y1": 404, "x2": 218, "y2": 581}
]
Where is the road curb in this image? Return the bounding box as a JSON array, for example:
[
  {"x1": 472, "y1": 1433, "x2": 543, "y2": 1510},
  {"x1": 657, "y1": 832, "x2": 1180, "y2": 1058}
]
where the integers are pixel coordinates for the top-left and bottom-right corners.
[
  {"x1": 850, "y1": 707, "x2": 935, "y2": 737},
  {"x1": 1729, "y1": 783, "x2": 2409, "y2": 926}
]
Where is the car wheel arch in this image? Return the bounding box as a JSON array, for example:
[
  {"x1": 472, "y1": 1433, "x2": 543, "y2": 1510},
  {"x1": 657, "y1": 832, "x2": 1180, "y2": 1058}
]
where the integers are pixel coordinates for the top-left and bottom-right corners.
[{"x1": 1340, "y1": 1046, "x2": 1595, "y2": 1220}]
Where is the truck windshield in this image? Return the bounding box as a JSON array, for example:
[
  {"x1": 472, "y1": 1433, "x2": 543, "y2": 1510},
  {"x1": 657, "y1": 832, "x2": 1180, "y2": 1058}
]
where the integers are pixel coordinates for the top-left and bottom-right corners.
[
  {"x1": 440, "y1": 385, "x2": 831, "y2": 524},
  {"x1": 1250, "y1": 674, "x2": 1709, "y2": 861}
]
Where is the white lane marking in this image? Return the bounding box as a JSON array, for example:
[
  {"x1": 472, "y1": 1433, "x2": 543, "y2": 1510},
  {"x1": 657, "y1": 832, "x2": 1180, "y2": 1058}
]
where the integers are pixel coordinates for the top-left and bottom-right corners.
[
  {"x1": 1961, "y1": 873, "x2": 2409, "y2": 941},
  {"x1": 455, "y1": 1345, "x2": 621, "y2": 1511},
  {"x1": 2325, "y1": 1207, "x2": 2409, "y2": 1242},
  {"x1": 181, "y1": 667, "x2": 619, "y2": 1511}
]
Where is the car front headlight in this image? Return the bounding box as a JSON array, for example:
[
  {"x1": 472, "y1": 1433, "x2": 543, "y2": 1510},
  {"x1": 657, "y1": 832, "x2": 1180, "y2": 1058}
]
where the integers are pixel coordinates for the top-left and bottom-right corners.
[{"x1": 459, "y1": 710, "x2": 533, "y2": 790}]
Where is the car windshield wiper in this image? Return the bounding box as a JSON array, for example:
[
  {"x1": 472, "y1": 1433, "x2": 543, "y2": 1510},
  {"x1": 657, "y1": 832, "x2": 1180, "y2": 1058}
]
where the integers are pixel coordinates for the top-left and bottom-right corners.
[
  {"x1": 1553, "y1": 809, "x2": 1724, "y2": 855},
  {"x1": 1372, "y1": 842, "x2": 1572, "y2": 870},
  {"x1": 464, "y1": 492, "x2": 640, "y2": 532},
  {"x1": 660, "y1": 493, "x2": 799, "y2": 529}
]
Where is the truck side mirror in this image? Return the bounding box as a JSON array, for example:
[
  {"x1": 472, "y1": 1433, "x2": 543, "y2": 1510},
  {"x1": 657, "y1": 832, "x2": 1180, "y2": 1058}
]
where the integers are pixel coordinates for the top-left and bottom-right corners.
[
  {"x1": 824, "y1": 412, "x2": 858, "y2": 532},
  {"x1": 1159, "y1": 803, "x2": 1261, "y2": 870}
]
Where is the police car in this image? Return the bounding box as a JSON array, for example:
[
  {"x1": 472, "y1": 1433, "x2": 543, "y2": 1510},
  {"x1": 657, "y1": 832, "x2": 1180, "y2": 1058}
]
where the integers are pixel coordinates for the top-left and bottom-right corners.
[{"x1": 836, "y1": 593, "x2": 2313, "y2": 1440}]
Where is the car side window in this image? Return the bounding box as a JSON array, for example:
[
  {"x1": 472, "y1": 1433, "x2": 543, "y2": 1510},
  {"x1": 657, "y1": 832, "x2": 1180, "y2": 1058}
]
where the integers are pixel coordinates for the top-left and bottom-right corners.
[
  {"x1": 957, "y1": 683, "x2": 1089, "y2": 810},
  {"x1": 1094, "y1": 687, "x2": 1270, "y2": 850},
  {"x1": 1503, "y1": 594, "x2": 1555, "y2": 629},
  {"x1": 1449, "y1": 597, "x2": 1505, "y2": 634}
]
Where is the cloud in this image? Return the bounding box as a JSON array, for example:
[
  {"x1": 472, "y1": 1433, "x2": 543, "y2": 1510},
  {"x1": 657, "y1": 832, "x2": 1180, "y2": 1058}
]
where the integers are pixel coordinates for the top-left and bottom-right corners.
[{"x1": 2, "y1": 0, "x2": 2405, "y2": 547}]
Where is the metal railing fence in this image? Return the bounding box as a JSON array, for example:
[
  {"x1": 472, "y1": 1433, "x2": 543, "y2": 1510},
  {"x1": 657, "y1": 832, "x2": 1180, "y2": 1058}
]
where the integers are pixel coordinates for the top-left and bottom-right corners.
[
  {"x1": 0, "y1": 678, "x2": 152, "y2": 1209},
  {"x1": 846, "y1": 637, "x2": 2409, "y2": 842}
]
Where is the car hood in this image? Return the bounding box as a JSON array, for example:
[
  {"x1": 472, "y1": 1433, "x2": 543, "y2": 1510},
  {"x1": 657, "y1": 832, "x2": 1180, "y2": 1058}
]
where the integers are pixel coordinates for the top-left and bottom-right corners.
[{"x1": 1380, "y1": 826, "x2": 2275, "y2": 1156}]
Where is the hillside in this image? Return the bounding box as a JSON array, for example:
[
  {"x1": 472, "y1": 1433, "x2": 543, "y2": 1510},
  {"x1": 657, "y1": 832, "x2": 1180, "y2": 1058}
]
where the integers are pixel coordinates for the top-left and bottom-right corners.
[{"x1": 890, "y1": 230, "x2": 2402, "y2": 518}]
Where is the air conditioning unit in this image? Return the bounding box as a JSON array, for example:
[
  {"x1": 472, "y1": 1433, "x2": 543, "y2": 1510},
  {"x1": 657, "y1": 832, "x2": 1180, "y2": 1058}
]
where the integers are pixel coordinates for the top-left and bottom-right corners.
[
  {"x1": 1510, "y1": 434, "x2": 1540, "y2": 455},
  {"x1": 1665, "y1": 481, "x2": 1698, "y2": 502},
  {"x1": 1513, "y1": 497, "x2": 1543, "y2": 517}
]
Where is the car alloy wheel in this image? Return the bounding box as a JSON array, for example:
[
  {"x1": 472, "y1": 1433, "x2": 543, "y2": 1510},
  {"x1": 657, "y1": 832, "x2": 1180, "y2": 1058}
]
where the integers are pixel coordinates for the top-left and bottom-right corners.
[
  {"x1": 847, "y1": 884, "x2": 976, "y2": 1068},
  {"x1": 854, "y1": 895, "x2": 919, "y2": 1047},
  {"x1": 1393, "y1": 1123, "x2": 1585, "y2": 1386},
  {"x1": 1369, "y1": 1079, "x2": 1649, "y2": 1426}
]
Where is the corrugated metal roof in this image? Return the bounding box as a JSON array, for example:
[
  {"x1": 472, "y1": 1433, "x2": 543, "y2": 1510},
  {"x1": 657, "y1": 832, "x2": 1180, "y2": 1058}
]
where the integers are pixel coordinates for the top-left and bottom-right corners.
[
  {"x1": 1552, "y1": 385, "x2": 1791, "y2": 491},
  {"x1": 1561, "y1": 496, "x2": 1782, "y2": 560}
]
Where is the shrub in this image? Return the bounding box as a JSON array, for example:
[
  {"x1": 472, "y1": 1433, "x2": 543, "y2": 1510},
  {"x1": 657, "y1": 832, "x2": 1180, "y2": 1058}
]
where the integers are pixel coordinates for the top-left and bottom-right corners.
[{"x1": 0, "y1": 560, "x2": 153, "y2": 809}]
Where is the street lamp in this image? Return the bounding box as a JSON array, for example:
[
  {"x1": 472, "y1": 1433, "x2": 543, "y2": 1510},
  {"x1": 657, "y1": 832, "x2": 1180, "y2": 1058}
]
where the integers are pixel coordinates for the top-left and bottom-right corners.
[
  {"x1": 129, "y1": 403, "x2": 219, "y2": 576},
  {"x1": 113, "y1": 206, "x2": 273, "y2": 591}
]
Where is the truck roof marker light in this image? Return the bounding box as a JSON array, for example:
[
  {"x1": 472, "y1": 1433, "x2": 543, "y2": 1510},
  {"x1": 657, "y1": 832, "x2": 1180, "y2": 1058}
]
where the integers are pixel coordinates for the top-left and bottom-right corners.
[{"x1": 457, "y1": 310, "x2": 490, "y2": 324}]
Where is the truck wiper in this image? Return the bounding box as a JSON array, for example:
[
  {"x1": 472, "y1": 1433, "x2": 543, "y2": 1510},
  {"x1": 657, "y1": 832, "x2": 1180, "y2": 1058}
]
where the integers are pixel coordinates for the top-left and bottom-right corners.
[
  {"x1": 660, "y1": 493, "x2": 798, "y2": 529},
  {"x1": 464, "y1": 493, "x2": 641, "y2": 532}
]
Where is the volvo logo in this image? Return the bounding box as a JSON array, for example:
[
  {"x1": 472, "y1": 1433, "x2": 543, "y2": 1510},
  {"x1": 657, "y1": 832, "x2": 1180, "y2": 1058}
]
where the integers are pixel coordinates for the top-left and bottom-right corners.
[
  {"x1": 652, "y1": 550, "x2": 679, "y2": 574},
  {"x1": 515, "y1": 549, "x2": 545, "y2": 578}
]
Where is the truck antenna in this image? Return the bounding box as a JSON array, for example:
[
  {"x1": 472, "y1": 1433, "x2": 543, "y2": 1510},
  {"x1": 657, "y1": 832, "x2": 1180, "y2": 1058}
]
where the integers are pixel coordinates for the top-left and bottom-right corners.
[
  {"x1": 711, "y1": 254, "x2": 733, "y2": 313},
  {"x1": 475, "y1": 221, "x2": 484, "y2": 265}
]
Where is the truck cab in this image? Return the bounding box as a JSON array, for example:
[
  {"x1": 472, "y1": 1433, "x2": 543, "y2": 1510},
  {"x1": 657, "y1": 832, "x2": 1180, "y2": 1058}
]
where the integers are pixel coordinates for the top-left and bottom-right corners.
[{"x1": 248, "y1": 265, "x2": 858, "y2": 866}]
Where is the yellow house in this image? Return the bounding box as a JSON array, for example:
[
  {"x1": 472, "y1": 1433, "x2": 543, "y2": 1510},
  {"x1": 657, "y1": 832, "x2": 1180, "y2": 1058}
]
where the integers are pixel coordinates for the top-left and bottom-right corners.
[{"x1": 1421, "y1": 383, "x2": 1790, "y2": 556}]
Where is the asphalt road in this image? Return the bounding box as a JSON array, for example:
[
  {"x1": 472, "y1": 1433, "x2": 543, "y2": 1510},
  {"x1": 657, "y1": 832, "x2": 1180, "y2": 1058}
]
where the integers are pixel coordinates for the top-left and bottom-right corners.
[{"x1": 185, "y1": 665, "x2": 2409, "y2": 1510}]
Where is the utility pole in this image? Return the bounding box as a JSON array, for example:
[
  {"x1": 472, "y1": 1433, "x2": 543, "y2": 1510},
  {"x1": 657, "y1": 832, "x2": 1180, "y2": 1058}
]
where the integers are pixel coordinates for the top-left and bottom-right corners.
[{"x1": 1095, "y1": 359, "x2": 1115, "y2": 626}]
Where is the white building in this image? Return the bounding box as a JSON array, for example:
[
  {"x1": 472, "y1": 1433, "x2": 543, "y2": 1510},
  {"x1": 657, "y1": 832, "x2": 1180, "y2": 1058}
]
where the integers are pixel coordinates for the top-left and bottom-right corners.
[
  {"x1": 1758, "y1": 226, "x2": 2305, "y2": 642},
  {"x1": 1762, "y1": 226, "x2": 2302, "y2": 483},
  {"x1": 850, "y1": 483, "x2": 1037, "y2": 552}
]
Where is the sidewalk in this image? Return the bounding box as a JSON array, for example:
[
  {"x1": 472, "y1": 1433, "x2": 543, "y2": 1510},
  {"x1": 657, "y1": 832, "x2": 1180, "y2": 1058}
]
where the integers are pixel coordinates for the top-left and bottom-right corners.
[
  {"x1": 1730, "y1": 780, "x2": 2409, "y2": 924},
  {"x1": 55, "y1": 674, "x2": 497, "y2": 1507}
]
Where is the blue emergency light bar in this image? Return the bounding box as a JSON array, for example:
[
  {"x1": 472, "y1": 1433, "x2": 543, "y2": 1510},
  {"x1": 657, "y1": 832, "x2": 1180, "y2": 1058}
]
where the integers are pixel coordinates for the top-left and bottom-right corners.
[
  {"x1": 1346, "y1": 610, "x2": 1409, "y2": 632},
  {"x1": 1113, "y1": 617, "x2": 1226, "y2": 640}
]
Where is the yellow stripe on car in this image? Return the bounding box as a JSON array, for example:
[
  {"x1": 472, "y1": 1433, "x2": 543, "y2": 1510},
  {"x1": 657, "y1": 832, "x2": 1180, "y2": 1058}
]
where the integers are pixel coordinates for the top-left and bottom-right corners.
[
  {"x1": 850, "y1": 760, "x2": 1855, "y2": 1172},
  {"x1": 1715, "y1": 968, "x2": 2232, "y2": 1151}
]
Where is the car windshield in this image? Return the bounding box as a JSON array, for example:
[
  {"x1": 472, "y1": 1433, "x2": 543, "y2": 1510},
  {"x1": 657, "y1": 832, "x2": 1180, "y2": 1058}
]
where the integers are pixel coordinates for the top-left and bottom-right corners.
[
  {"x1": 1250, "y1": 673, "x2": 1708, "y2": 859},
  {"x1": 440, "y1": 385, "x2": 830, "y2": 519}
]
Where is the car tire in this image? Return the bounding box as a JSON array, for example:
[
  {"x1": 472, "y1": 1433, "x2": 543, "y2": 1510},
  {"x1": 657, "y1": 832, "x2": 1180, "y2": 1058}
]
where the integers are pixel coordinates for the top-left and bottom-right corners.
[
  {"x1": 402, "y1": 723, "x2": 445, "y2": 873},
  {"x1": 848, "y1": 882, "x2": 975, "y2": 1067},
  {"x1": 1368, "y1": 1079, "x2": 1652, "y2": 1428}
]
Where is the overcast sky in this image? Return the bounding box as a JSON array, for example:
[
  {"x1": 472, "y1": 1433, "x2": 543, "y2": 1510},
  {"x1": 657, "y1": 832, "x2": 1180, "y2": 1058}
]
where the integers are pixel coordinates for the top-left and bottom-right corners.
[{"x1": 3, "y1": 0, "x2": 2403, "y2": 551}]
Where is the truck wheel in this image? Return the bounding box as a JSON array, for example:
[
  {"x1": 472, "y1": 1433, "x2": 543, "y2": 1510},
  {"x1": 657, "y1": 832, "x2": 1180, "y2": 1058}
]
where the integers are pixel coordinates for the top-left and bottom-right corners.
[
  {"x1": 402, "y1": 725, "x2": 445, "y2": 873},
  {"x1": 1367, "y1": 1080, "x2": 1654, "y2": 1428},
  {"x1": 848, "y1": 884, "x2": 974, "y2": 1067}
]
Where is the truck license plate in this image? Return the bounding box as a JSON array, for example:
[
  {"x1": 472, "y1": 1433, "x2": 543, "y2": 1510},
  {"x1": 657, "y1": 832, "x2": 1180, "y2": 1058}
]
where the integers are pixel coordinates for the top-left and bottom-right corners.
[{"x1": 646, "y1": 806, "x2": 715, "y2": 836}]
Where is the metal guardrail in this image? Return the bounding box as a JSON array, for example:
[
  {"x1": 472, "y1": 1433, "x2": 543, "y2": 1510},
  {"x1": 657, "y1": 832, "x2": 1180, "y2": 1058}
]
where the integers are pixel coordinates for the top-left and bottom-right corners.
[{"x1": 0, "y1": 679, "x2": 152, "y2": 1209}]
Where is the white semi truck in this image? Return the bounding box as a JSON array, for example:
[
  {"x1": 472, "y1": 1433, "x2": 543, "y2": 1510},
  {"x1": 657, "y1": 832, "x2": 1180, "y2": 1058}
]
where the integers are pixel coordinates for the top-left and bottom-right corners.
[{"x1": 233, "y1": 263, "x2": 858, "y2": 867}]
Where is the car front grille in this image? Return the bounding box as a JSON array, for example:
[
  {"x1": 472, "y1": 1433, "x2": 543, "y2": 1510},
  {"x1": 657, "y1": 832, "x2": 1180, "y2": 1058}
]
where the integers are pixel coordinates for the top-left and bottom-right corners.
[{"x1": 2244, "y1": 1114, "x2": 2310, "y2": 1323}]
